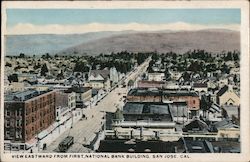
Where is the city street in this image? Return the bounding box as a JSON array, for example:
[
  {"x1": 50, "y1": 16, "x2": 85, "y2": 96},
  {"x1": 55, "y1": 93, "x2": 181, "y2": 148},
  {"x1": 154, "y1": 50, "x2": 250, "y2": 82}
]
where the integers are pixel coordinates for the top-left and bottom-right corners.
[{"x1": 42, "y1": 58, "x2": 150, "y2": 153}]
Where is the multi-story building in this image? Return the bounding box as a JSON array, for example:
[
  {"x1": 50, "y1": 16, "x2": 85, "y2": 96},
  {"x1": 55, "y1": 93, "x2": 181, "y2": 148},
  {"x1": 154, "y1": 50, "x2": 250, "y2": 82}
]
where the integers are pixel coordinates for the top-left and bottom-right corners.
[
  {"x1": 137, "y1": 80, "x2": 164, "y2": 89},
  {"x1": 127, "y1": 88, "x2": 162, "y2": 103},
  {"x1": 216, "y1": 85, "x2": 240, "y2": 106},
  {"x1": 127, "y1": 88, "x2": 200, "y2": 111},
  {"x1": 55, "y1": 90, "x2": 76, "y2": 122},
  {"x1": 148, "y1": 72, "x2": 165, "y2": 82},
  {"x1": 162, "y1": 90, "x2": 200, "y2": 111},
  {"x1": 88, "y1": 69, "x2": 111, "y2": 90},
  {"x1": 4, "y1": 90, "x2": 56, "y2": 150},
  {"x1": 66, "y1": 86, "x2": 92, "y2": 108}
]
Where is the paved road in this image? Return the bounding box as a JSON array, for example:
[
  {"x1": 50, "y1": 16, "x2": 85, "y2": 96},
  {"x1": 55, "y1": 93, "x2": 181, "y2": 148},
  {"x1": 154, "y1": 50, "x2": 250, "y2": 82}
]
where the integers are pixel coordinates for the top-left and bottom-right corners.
[{"x1": 42, "y1": 58, "x2": 150, "y2": 153}]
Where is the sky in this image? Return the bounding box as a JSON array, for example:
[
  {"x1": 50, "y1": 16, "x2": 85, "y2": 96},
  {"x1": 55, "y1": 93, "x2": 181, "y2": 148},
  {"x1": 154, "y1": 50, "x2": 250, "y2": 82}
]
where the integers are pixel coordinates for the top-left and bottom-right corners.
[{"x1": 6, "y1": 9, "x2": 241, "y2": 35}]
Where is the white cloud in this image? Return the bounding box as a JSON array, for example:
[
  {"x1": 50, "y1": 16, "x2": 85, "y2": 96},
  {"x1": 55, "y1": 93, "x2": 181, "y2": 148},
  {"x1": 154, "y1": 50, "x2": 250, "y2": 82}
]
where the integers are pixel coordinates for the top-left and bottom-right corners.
[{"x1": 6, "y1": 22, "x2": 240, "y2": 35}]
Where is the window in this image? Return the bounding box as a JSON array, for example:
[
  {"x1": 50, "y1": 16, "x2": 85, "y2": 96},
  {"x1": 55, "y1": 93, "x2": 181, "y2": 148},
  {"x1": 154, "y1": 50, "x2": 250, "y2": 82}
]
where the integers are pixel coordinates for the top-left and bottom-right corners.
[
  {"x1": 6, "y1": 131, "x2": 10, "y2": 138},
  {"x1": 16, "y1": 131, "x2": 19, "y2": 138},
  {"x1": 16, "y1": 120, "x2": 19, "y2": 127},
  {"x1": 6, "y1": 110, "x2": 10, "y2": 116},
  {"x1": 193, "y1": 100, "x2": 196, "y2": 104},
  {"x1": 20, "y1": 119, "x2": 22, "y2": 126},
  {"x1": 19, "y1": 109, "x2": 22, "y2": 116},
  {"x1": 5, "y1": 120, "x2": 10, "y2": 127}
]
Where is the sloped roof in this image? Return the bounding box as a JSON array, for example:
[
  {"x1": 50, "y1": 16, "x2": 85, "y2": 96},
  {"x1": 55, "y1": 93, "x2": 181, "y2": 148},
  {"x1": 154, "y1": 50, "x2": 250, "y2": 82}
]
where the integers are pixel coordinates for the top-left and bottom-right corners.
[
  {"x1": 169, "y1": 102, "x2": 188, "y2": 117},
  {"x1": 213, "y1": 119, "x2": 239, "y2": 129},
  {"x1": 123, "y1": 102, "x2": 170, "y2": 115},
  {"x1": 217, "y1": 85, "x2": 228, "y2": 96},
  {"x1": 90, "y1": 69, "x2": 110, "y2": 80},
  {"x1": 183, "y1": 119, "x2": 209, "y2": 132},
  {"x1": 193, "y1": 82, "x2": 208, "y2": 88},
  {"x1": 67, "y1": 86, "x2": 91, "y2": 93},
  {"x1": 184, "y1": 140, "x2": 214, "y2": 153},
  {"x1": 128, "y1": 88, "x2": 161, "y2": 96}
]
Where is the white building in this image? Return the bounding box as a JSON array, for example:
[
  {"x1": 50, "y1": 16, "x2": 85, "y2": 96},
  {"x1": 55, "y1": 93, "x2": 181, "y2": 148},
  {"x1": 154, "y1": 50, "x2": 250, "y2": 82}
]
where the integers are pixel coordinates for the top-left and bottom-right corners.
[
  {"x1": 148, "y1": 72, "x2": 165, "y2": 81},
  {"x1": 110, "y1": 67, "x2": 119, "y2": 84}
]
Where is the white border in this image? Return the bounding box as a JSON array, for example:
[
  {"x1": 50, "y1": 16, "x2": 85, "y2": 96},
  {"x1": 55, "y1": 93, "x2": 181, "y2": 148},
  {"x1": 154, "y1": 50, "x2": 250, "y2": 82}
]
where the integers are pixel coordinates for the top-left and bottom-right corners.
[{"x1": 1, "y1": 1, "x2": 249, "y2": 162}]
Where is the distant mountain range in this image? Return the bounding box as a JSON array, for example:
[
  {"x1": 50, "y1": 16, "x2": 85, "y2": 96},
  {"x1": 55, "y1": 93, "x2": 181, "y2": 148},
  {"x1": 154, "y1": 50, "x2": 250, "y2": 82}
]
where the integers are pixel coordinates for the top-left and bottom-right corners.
[
  {"x1": 5, "y1": 31, "x2": 136, "y2": 56},
  {"x1": 5, "y1": 29, "x2": 240, "y2": 56}
]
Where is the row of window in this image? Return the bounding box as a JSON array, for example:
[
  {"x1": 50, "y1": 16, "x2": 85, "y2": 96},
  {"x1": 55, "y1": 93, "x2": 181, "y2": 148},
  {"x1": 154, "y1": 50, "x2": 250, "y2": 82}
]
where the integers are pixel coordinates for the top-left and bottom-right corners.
[
  {"x1": 25, "y1": 101, "x2": 55, "y2": 115},
  {"x1": 25, "y1": 114, "x2": 54, "y2": 126},
  {"x1": 5, "y1": 109, "x2": 22, "y2": 117},
  {"x1": 5, "y1": 130, "x2": 22, "y2": 139},
  {"x1": 5, "y1": 119, "x2": 22, "y2": 127}
]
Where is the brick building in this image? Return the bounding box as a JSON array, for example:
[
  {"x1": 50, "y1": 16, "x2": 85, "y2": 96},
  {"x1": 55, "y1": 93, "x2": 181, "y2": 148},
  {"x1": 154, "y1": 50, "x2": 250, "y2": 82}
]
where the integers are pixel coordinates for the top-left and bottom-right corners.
[
  {"x1": 127, "y1": 88, "x2": 162, "y2": 103},
  {"x1": 127, "y1": 88, "x2": 200, "y2": 111},
  {"x1": 137, "y1": 80, "x2": 164, "y2": 89},
  {"x1": 4, "y1": 90, "x2": 56, "y2": 145},
  {"x1": 163, "y1": 90, "x2": 200, "y2": 111}
]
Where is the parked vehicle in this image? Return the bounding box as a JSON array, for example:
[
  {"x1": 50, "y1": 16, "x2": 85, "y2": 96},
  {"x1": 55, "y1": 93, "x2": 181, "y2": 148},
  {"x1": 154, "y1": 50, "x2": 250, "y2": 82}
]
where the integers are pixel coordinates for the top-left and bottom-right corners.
[{"x1": 58, "y1": 136, "x2": 74, "y2": 152}]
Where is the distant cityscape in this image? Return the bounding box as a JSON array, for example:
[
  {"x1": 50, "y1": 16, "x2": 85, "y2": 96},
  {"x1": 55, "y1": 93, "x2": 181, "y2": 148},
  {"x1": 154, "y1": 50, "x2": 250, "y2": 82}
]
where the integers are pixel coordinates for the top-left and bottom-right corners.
[{"x1": 3, "y1": 49, "x2": 240, "y2": 153}]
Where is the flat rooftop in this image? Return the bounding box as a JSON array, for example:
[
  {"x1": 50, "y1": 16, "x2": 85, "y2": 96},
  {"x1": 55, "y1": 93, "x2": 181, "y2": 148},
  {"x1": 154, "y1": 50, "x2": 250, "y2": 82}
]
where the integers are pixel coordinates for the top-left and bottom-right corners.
[
  {"x1": 123, "y1": 102, "x2": 173, "y2": 122},
  {"x1": 5, "y1": 89, "x2": 53, "y2": 102},
  {"x1": 128, "y1": 88, "x2": 198, "y2": 97}
]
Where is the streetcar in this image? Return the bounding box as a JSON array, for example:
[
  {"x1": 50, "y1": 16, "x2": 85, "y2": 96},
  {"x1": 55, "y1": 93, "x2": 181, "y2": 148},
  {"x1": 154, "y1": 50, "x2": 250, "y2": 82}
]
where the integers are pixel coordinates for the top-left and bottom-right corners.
[{"x1": 58, "y1": 136, "x2": 74, "y2": 152}]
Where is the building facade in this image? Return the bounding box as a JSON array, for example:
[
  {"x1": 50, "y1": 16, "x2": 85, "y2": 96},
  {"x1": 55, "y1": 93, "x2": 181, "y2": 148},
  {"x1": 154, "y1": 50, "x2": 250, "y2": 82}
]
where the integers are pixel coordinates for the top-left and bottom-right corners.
[
  {"x1": 127, "y1": 88, "x2": 200, "y2": 111},
  {"x1": 148, "y1": 72, "x2": 165, "y2": 82},
  {"x1": 4, "y1": 90, "x2": 56, "y2": 144}
]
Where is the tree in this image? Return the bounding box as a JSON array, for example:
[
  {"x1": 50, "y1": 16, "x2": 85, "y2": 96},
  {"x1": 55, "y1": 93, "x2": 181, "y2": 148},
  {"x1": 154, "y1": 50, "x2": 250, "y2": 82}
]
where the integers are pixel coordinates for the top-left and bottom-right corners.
[
  {"x1": 73, "y1": 62, "x2": 89, "y2": 72},
  {"x1": 200, "y1": 94, "x2": 212, "y2": 118},
  {"x1": 41, "y1": 63, "x2": 48, "y2": 76},
  {"x1": 56, "y1": 71, "x2": 64, "y2": 80},
  {"x1": 85, "y1": 73, "x2": 89, "y2": 81},
  {"x1": 19, "y1": 53, "x2": 25, "y2": 58},
  {"x1": 164, "y1": 68, "x2": 171, "y2": 81},
  {"x1": 42, "y1": 53, "x2": 52, "y2": 60},
  {"x1": 233, "y1": 74, "x2": 238, "y2": 83},
  {"x1": 8, "y1": 74, "x2": 18, "y2": 82},
  {"x1": 128, "y1": 80, "x2": 134, "y2": 88},
  {"x1": 182, "y1": 72, "x2": 191, "y2": 82},
  {"x1": 5, "y1": 62, "x2": 12, "y2": 67}
]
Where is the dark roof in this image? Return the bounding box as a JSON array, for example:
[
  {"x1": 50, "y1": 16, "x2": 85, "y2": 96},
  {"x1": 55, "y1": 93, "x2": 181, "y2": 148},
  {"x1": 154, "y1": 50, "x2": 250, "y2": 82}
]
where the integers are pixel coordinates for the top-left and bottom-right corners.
[
  {"x1": 217, "y1": 85, "x2": 228, "y2": 96},
  {"x1": 128, "y1": 88, "x2": 198, "y2": 97},
  {"x1": 138, "y1": 80, "x2": 165, "y2": 84},
  {"x1": 66, "y1": 86, "x2": 91, "y2": 93},
  {"x1": 123, "y1": 102, "x2": 171, "y2": 115},
  {"x1": 98, "y1": 139, "x2": 184, "y2": 153},
  {"x1": 92, "y1": 89, "x2": 99, "y2": 96},
  {"x1": 128, "y1": 88, "x2": 161, "y2": 96},
  {"x1": 90, "y1": 69, "x2": 110, "y2": 79},
  {"x1": 163, "y1": 90, "x2": 199, "y2": 97},
  {"x1": 193, "y1": 82, "x2": 208, "y2": 88},
  {"x1": 169, "y1": 102, "x2": 188, "y2": 117},
  {"x1": 183, "y1": 119, "x2": 210, "y2": 132},
  {"x1": 212, "y1": 119, "x2": 239, "y2": 130},
  {"x1": 184, "y1": 140, "x2": 214, "y2": 153},
  {"x1": 211, "y1": 141, "x2": 240, "y2": 153},
  {"x1": 5, "y1": 89, "x2": 53, "y2": 101}
]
